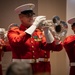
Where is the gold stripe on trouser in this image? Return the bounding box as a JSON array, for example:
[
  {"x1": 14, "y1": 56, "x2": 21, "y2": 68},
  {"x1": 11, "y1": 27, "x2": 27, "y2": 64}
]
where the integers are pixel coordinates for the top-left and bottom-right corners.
[{"x1": 34, "y1": 72, "x2": 51, "y2": 75}]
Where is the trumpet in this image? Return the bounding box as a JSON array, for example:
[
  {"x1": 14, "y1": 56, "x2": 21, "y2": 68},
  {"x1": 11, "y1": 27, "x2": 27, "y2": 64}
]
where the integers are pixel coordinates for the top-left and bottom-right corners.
[
  {"x1": 0, "y1": 28, "x2": 6, "y2": 39},
  {"x1": 41, "y1": 16, "x2": 68, "y2": 41}
]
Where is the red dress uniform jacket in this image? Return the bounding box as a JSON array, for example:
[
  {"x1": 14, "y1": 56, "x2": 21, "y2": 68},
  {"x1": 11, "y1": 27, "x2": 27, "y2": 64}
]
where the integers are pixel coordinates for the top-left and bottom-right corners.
[
  {"x1": 7, "y1": 24, "x2": 63, "y2": 75},
  {"x1": 63, "y1": 35, "x2": 75, "y2": 75},
  {"x1": 35, "y1": 29, "x2": 63, "y2": 75}
]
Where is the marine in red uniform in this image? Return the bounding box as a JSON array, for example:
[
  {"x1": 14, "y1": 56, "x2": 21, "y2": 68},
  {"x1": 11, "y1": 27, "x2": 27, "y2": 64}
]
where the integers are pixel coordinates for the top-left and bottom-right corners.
[
  {"x1": 0, "y1": 28, "x2": 6, "y2": 75},
  {"x1": 0, "y1": 39, "x2": 5, "y2": 75},
  {"x1": 63, "y1": 18, "x2": 75, "y2": 75},
  {"x1": 7, "y1": 3, "x2": 63, "y2": 75},
  {"x1": 38, "y1": 30, "x2": 62, "y2": 75}
]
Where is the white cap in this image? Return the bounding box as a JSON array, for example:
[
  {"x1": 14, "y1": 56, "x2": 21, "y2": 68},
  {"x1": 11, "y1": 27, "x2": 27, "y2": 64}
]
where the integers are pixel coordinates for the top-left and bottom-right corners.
[
  {"x1": 0, "y1": 28, "x2": 5, "y2": 34},
  {"x1": 8, "y1": 23, "x2": 19, "y2": 30},
  {"x1": 68, "y1": 18, "x2": 75, "y2": 24},
  {"x1": 15, "y1": 3, "x2": 35, "y2": 14}
]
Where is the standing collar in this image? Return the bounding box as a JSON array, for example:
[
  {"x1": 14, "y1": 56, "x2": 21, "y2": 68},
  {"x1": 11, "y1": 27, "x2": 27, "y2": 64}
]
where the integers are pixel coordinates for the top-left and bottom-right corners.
[
  {"x1": 20, "y1": 24, "x2": 41, "y2": 32},
  {"x1": 20, "y1": 24, "x2": 27, "y2": 31}
]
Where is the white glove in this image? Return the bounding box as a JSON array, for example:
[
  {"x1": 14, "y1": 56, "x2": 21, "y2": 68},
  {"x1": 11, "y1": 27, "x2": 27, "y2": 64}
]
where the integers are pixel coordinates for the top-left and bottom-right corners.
[
  {"x1": 43, "y1": 27, "x2": 54, "y2": 43},
  {"x1": 54, "y1": 35, "x2": 61, "y2": 45},
  {"x1": 25, "y1": 16, "x2": 46, "y2": 35},
  {"x1": 33, "y1": 16, "x2": 46, "y2": 26}
]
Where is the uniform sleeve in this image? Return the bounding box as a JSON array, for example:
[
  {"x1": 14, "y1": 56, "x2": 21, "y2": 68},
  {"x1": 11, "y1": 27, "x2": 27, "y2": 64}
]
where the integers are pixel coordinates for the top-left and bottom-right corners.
[
  {"x1": 51, "y1": 41, "x2": 63, "y2": 51},
  {"x1": 40, "y1": 34, "x2": 63, "y2": 51},
  {"x1": 63, "y1": 35, "x2": 75, "y2": 52},
  {"x1": 8, "y1": 27, "x2": 31, "y2": 47}
]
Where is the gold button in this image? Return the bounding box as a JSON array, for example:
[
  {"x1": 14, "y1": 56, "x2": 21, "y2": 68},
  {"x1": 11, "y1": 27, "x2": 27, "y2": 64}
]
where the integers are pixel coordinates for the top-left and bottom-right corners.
[
  {"x1": 32, "y1": 59, "x2": 36, "y2": 63},
  {"x1": 44, "y1": 51, "x2": 46, "y2": 53},
  {"x1": 33, "y1": 56, "x2": 35, "y2": 58},
  {"x1": 0, "y1": 46, "x2": 2, "y2": 49},
  {"x1": 31, "y1": 41, "x2": 33, "y2": 43},
  {"x1": 33, "y1": 51, "x2": 34, "y2": 53},
  {"x1": 44, "y1": 58, "x2": 48, "y2": 62},
  {"x1": 32, "y1": 46, "x2": 34, "y2": 48},
  {"x1": 45, "y1": 55, "x2": 47, "y2": 57}
]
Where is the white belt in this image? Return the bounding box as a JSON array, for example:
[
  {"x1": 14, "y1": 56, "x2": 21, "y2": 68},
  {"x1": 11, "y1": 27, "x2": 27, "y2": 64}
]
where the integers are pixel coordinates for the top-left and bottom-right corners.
[
  {"x1": 12, "y1": 59, "x2": 39, "y2": 63},
  {"x1": 70, "y1": 62, "x2": 75, "y2": 66},
  {"x1": 39, "y1": 58, "x2": 50, "y2": 62}
]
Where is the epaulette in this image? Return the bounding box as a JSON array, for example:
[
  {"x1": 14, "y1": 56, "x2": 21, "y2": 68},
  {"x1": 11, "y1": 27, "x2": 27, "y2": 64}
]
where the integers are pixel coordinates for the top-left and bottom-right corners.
[{"x1": 8, "y1": 23, "x2": 19, "y2": 30}]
